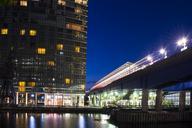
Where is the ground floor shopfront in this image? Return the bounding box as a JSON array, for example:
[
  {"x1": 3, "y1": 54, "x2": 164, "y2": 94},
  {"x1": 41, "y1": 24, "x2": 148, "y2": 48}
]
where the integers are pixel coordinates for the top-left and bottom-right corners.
[{"x1": 16, "y1": 92, "x2": 85, "y2": 107}]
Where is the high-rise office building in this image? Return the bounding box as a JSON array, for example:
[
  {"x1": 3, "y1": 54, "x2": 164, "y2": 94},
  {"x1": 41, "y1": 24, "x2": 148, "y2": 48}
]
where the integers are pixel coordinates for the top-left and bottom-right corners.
[{"x1": 0, "y1": 0, "x2": 87, "y2": 106}]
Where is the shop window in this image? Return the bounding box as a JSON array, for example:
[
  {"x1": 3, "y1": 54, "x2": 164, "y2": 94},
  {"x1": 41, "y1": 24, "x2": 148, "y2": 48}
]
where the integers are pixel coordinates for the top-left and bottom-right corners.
[
  {"x1": 66, "y1": 23, "x2": 83, "y2": 31},
  {"x1": 58, "y1": 0, "x2": 65, "y2": 5},
  {"x1": 28, "y1": 82, "x2": 36, "y2": 87},
  {"x1": 75, "y1": 46, "x2": 80, "y2": 53},
  {"x1": 20, "y1": 29, "x2": 25, "y2": 36},
  {"x1": 65, "y1": 78, "x2": 71, "y2": 85},
  {"x1": 56, "y1": 44, "x2": 63, "y2": 51},
  {"x1": 29, "y1": 29, "x2": 37, "y2": 36},
  {"x1": 20, "y1": 0, "x2": 27, "y2": 6},
  {"x1": 1, "y1": 28, "x2": 8, "y2": 35},
  {"x1": 37, "y1": 48, "x2": 46, "y2": 55}
]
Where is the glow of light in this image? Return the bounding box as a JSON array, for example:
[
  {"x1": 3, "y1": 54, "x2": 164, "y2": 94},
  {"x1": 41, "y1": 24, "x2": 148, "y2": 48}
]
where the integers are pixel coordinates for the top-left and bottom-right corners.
[
  {"x1": 177, "y1": 37, "x2": 188, "y2": 46},
  {"x1": 159, "y1": 48, "x2": 166, "y2": 54},
  {"x1": 79, "y1": 114, "x2": 85, "y2": 128},
  {"x1": 31, "y1": 94, "x2": 35, "y2": 98},
  {"x1": 29, "y1": 116, "x2": 35, "y2": 128},
  {"x1": 177, "y1": 37, "x2": 188, "y2": 51},
  {"x1": 147, "y1": 55, "x2": 153, "y2": 62},
  {"x1": 159, "y1": 48, "x2": 167, "y2": 59}
]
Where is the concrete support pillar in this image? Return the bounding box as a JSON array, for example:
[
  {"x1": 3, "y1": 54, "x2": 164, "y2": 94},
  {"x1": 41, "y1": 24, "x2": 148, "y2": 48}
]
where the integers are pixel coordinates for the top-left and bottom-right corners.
[
  {"x1": 25, "y1": 93, "x2": 28, "y2": 106},
  {"x1": 142, "y1": 89, "x2": 149, "y2": 112},
  {"x1": 179, "y1": 91, "x2": 186, "y2": 112},
  {"x1": 16, "y1": 92, "x2": 18, "y2": 105},
  {"x1": 190, "y1": 90, "x2": 192, "y2": 111},
  {"x1": 155, "y1": 89, "x2": 163, "y2": 112}
]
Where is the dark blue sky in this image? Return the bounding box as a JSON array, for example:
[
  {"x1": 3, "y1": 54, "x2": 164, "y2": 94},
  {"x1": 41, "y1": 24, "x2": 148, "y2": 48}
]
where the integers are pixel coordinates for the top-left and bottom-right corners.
[{"x1": 87, "y1": 0, "x2": 192, "y2": 89}]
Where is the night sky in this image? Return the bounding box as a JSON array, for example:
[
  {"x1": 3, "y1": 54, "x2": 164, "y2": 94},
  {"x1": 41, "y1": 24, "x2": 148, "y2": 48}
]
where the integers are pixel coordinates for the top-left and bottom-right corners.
[{"x1": 87, "y1": 0, "x2": 192, "y2": 89}]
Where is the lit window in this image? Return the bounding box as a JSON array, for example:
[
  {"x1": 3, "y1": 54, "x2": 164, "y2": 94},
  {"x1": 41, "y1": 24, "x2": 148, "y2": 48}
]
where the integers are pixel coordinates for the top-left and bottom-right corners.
[
  {"x1": 29, "y1": 29, "x2": 37, "y2": 36},
  {"x1": 19, "y1": 81, "x2": 26, "y2": 87},
  {"x1": 1, "y1": 28, "x2": 8, "y2": 35},
  {"x1": 37, "y1": 48, "x2": 46, "y2": 55},
  {"x1": 65, "y1": 78, "x2": 71, "y2": 85},
  {"x1": 81, "y1": 85, "x2": 85, "y2": 90},
  {"x1": 56, "y1": 44, "x2": 63, "y2": 51},
  {"x1": 28, "y1": 82, "x2": 36, "y2": 87},
  {"x1": 75, "y1": 8, "x2": 82, "y2": 14},
  {"x1": 75, "y1": 0, "x2": 87, "y2": 5},
  {"x1": 48, "y1": 61, "x2": 55, "y2": 66},
  {"x1": 66, "y1": 23, "x2": 83, "y2": 31},
  {"x1": 20, "y1": 0, "x2": 27, "y2": 6},
  {"x1": 19, "y1": 87, "x2": 26, "y2": 92},
  {"x1": 75, "y1": 46, "x2": 80, "y2": 53},
  {"x1": 20, "y1": 29, "x2": 25, "y2": 36},
  {"x1": 58, "y1": 0, "x2": 65, "y2": 5}
]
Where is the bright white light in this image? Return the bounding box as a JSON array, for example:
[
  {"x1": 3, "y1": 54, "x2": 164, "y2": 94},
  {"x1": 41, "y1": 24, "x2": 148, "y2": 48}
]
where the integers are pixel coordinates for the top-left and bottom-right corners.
[
  {"x1": 147, "y1": 55, "x2": 153, "y2": 62},
  {"x1": 159, "y1": 48, "x2": 166, "y2": 54},
  {"x1": 31, "y1": 94, "x2": 35, "y2": 97},
  {"x1": 159, "y1": 48, "x2": 167, "y2": 58},
  {"x1": 177, "y1": 37, "x2": 188, "y2": 46},
  {"x1": 177, "y1": 37, "x2": 188, "y2": 51}
]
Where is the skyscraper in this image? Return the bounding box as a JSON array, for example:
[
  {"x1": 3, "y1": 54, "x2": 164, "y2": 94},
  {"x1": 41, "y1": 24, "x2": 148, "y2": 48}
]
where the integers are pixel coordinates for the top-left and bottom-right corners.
[{"x1": 0, "y1": 0, "x2": 87, "y2": 106}]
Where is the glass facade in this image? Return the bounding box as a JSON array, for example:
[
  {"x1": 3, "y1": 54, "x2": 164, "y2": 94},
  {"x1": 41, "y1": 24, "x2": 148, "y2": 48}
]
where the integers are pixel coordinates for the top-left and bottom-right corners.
[
  {"x1": 89, "y1": 89, "x2": 191, "y2": 109},
  {"x1": 0, "y1": 0, "x2": 88, "y2": 106}
]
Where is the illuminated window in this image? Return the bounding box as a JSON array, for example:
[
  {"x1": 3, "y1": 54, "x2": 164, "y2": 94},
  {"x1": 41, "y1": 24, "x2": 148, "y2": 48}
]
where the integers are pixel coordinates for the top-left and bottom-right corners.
[
  {"x1": 58, "y1": 0, "x2": 65, "y2": 5},
  {"x1": 75, "y1": 46, "x2": 80, "y2": 53},
  {"x1": 19, "y1": 81, "x2": 26, "y2": 87},
  {"x1": 29, "y1": 29, "x2": 37, "y2": 36},
  {"x1": 28, "y1": 82, "x2": 36, "y2": 87},
  {"x1": 1, "y1": 28, "x2": 8, "y2": 35},
  {"x1": 20, "y1": 29, "x2": 25, "y2": 36},
  {"x1": 20, "y1": 0, "x2": 27, "y2": 6},
  {"x1": 19, "y1": 87, "x2": 26, "y2": 92},
  {"x1": 81, "y1": 85, "x2": 85, "y2": 90},
  {"x1": 75, "y1": 0, "x2": 87, "y2": 5},
  {"x1": 65, "y1": 78, "x2": 71, "y2": 85},
  {"x1": 48, "y1": 61, "x2": 55, "y2": 66},
  {"x1": 56, "y1": 44, "x2": 63, "y2": 50},
  {"x1": 66, "y1": 23, "x2": 83, "y2": 31},
  {"x1": 37, "y1": 48, "x2": 46, "y2": 55},
  {"x1": 75, "y1": 8, "x2": 82, "y2": 14}
]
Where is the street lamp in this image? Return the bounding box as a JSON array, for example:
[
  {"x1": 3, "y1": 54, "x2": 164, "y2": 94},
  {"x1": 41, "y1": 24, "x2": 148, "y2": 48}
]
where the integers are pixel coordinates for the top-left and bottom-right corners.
[
  {"x1": 177, "y1": 37, "x2": 188, "y2": 51},
  {"x1": 159, "y1": 48, "x2": 167, "y2": 59}
]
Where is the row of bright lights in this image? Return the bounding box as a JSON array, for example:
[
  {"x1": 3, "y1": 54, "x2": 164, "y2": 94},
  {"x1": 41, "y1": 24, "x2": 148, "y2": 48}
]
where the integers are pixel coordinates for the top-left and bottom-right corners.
[
  {"x1": 147, "y1": 37, "x2": 189, "y2": 63},
  {"x1": 91, "y1": 37, "x2": 190, "y2": 91}
]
